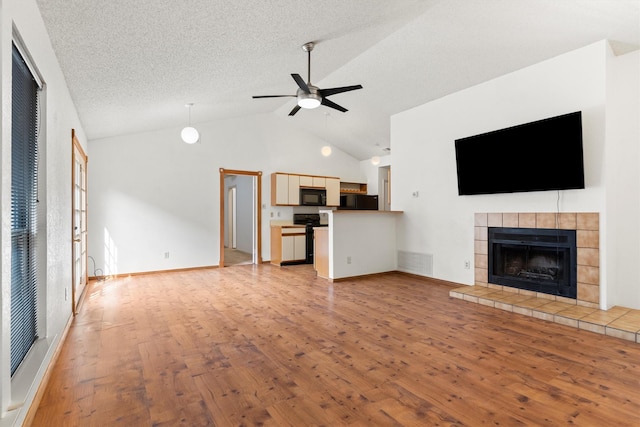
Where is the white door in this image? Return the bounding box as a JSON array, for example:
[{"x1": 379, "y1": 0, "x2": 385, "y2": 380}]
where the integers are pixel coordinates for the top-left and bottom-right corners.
[{"x1": 72, "y1": 130, "x2": 88, "y2": 314}]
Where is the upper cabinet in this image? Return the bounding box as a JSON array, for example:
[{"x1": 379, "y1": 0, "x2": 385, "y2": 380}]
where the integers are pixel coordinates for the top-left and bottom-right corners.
[
  {"x1": 272, "y1": 173, "x2": 289, "y2": 205},
  {"x1": 272, "y1": 173, "x2": 301, "y2": 206},
  {"x1": 271, "y1": 172, "x2": 342, "y2": 206},
  {"x1": 325, "y1": 178, "x2": 340, "y2": 206},
  {"x1": 313, "y1": 177, "x2": 326, "y2": 188}
]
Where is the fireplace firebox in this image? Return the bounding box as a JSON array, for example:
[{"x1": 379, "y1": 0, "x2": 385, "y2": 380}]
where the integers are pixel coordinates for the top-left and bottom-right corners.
[{"x1": 488, "y1": 227, "x2": 577, "y2": 298}]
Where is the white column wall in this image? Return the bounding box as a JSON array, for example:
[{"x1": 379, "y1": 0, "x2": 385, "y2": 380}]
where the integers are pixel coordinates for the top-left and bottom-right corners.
[{"x1": 605, "y1": 49, "x2": 640, "y2": 308}]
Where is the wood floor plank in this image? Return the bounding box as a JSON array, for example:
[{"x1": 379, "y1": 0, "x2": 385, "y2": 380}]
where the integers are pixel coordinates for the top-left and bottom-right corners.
[{"x1": 30, "y1": 265, "x2": 640, "y2": 426}]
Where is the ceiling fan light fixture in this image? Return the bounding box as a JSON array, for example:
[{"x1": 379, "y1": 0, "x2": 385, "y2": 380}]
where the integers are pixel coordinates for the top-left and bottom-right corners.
[
  {"x1": 253, "y1": 42, "x2": 362, "y2": 116},
  {"x1": 297, "y1": 92, "x2": 321, "y2": 109}
]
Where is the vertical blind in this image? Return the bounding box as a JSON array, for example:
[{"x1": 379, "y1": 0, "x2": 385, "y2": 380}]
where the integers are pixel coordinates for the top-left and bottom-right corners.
[{"x1": 11, "y1": 43, "x2": 40, "y2": 376}]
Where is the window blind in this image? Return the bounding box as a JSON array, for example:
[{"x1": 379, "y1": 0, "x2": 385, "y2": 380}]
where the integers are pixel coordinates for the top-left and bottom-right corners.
[{"x1": 11, "y1": 43, "x2": 40, "y2": 376}]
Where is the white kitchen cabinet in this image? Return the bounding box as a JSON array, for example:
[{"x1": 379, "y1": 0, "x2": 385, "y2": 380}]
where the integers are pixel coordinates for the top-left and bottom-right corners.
[
  {"x1": 271, "y1": 226, "x2": 306, "y2": 265},
  {"x1": 272, "y1": 173, "x2": 289, "y2": 205},
  {"x1": 282, "y1": 234, "x2": 306, "y2": 262},
  {"x1": 288, "y1": 175, "x2": 300, "y2": 205},
  {"x1": 312, "y1": 177, "x2": 326, "y2": 188},
  {"x1": 325, "y1": 178, "x2": 340, "y2": 206},
  {"x1": 271, "y1": 173, "x2": 301, "y2": 206},
  {"x1": 271, "y1": 172, "x2": 341, "y2": 206},
  {"x1": 299, "y1": 175, "x2": 313, "y2": 187}
]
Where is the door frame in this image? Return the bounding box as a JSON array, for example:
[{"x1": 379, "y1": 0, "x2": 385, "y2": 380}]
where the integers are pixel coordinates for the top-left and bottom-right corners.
[
  {"x1": 219, "y1": 168, "x2": 262, "y2": 267},
  {"x1": 71, "y1": 129, "x2": 88, "y2": 314}
]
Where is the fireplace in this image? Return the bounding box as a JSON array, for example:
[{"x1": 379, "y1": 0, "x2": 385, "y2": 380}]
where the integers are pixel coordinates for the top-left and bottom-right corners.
[{"x1": 489, "y1": 227, "x2": 577, "y2": 298}]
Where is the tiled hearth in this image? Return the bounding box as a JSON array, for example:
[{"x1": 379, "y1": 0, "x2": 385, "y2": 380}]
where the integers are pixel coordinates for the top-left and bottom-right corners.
[
  {"x1": 450, "y1": 285, "x2": 640, "y2": 343},
  {"x1": 450, "y1": 212, "x2": 640, "y2": 343}
]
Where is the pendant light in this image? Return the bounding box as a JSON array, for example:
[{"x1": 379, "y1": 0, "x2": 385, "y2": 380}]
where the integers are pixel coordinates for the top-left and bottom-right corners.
[
  {"x1": 181, "y1": 103, "x2": 200, "y2": 144},
  {"x1": 321, "y1": 112, "x2": 332, "y2": 156}
]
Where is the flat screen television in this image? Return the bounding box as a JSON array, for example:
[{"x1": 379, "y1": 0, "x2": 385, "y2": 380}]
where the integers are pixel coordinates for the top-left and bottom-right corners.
[{"x1": 454, "y1": 111, "x2": 585, "y2": 195}]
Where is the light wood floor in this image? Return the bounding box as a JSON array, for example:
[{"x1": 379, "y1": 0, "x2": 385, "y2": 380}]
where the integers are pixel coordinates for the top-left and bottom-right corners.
[
  {"x1": 31, "y1": 265, "x2": 640, "y2": 426},
  {"x1": 223, "y1": 247, "x2": 253, "y2": 266}
]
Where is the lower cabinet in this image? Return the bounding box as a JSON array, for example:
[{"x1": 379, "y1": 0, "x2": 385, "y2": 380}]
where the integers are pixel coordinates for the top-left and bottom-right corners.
[
  {"x1": 282, "y1": 235, "x2": 306, "y2": 262},
  {"x1": 270, "y1": 226, "x2": 306, "y2": 265},
  {"x1": 314, "y1": 227, "x2": 329, "y2": 279}
]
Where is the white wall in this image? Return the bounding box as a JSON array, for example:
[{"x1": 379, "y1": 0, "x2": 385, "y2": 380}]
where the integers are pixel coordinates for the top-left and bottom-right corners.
[
  {"x1": 328, "y1": 211, "x2": 398, "y2": 279},
  {"x1": 88, "y1": 114, "x2": 364, "y2": 275},
  {"x1": 391, "y1": 41, "x2": 640, "y2": 308},
  {"x1": 1, "y1": 1, "x2": 88, "y2": 425},
  {"x1": 605, "y1": 49, "x2": 640, "y2": 308}
]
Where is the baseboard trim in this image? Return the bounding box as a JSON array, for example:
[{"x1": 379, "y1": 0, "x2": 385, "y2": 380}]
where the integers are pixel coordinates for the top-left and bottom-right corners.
[
  {"x1": 394, "y1": 271, "x2": 463, "y2": 288},
  {"x1": 329, "y1": 270, "x2": 463, "y2": 288},
  {"x1": 89, "y1": 265, "x2": 219, "y2": 281}
]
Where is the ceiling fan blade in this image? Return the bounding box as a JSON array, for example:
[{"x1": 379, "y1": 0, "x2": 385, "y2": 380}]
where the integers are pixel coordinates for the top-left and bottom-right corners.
[
  {"x1": 288, "y1": 105, "x2": 302, "y2": 116},
  {"x1": 252, "y1": 95, "x2": 296, "y2": 98},
  {"x1": 291, "y1": 74, "x2": 310, "y2": 93},
  {"x1": 319, "y1": 84, "x2": 363, "y2": 97},
  {"x1": 321, "y1": 98, "x2": 348, "y2": 113}
]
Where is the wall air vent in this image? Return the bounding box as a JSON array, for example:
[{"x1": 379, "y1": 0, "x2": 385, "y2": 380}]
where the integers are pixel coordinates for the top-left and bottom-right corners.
[{"x1": 397, "y1": 251, "x2": 433, "y2": 276}]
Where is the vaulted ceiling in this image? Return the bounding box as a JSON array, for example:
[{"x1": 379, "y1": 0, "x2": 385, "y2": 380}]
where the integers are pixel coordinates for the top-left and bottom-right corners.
[{"x1": 36, "y1": 0, "x2": 639, "y2": 160}]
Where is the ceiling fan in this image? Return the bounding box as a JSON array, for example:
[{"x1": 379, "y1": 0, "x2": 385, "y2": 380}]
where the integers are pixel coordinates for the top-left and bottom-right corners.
[{"x1": 253, "y1": 42, "x2": 363, "y2": 116}]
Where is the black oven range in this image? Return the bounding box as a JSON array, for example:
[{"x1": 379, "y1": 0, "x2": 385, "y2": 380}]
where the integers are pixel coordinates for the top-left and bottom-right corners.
[{"x1": 293, "y1": 213, "x2": 327, "y2": 264}]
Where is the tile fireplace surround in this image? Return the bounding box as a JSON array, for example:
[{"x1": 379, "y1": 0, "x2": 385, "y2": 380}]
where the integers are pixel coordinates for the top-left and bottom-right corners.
[
  {"x1": 451, "y1": 212, "x2": 640, "y2": 343},
  {"x1": 474, "y1": 212, "x2": 600, "y2": 307}
]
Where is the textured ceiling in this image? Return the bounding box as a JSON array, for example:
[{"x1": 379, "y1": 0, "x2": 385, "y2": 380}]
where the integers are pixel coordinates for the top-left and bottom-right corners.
[{"x1": 36, "y1": 0, "x2": 639, "y2": 160}]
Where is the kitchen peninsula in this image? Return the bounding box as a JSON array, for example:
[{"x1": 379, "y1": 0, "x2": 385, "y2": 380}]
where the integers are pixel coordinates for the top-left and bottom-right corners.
[{"x1": 315, "y1": 209, "x2": 403, "y2": 280}]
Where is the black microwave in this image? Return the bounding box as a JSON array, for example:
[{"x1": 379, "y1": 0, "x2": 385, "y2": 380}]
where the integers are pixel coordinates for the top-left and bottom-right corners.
[{"x1": 300, "y1": 188, "x2": 326, "y2": 206}]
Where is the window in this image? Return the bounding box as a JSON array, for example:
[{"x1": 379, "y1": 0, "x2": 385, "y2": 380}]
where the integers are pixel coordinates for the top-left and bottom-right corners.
[{"x1": 11, "y1": 43, "x2": 41, "y2": 376}]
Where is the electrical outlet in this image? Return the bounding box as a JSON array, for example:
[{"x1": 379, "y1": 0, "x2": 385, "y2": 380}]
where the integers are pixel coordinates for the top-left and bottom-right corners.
[
  {"x1": 164, "y1": 252, "x2": 170, "y2": 259},
  {"x1": 347, "y1": 256, "x2": 352, "y2": 264},
  {"x1": 464, "y1": 260, "x2": 470, "y2": 269}
]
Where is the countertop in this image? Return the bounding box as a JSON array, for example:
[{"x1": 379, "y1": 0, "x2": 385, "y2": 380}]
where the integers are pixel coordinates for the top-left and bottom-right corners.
[{"x1": 320, "y1": 209, "x2": 403, "y2": 215}]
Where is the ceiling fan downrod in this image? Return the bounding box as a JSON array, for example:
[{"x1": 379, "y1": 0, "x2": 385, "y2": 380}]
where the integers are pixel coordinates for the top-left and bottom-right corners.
[{"x1": 302, "y1": 42, "x2": 314, "y2": 84}]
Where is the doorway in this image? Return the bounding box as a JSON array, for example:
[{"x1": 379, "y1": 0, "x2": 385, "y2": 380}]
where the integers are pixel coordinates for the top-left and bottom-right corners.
[
  {"x1": 379, "y1": 165, "x2": 391, "y2": 211},
  {"x1": 71, "y1": 129, "x2": 88, "y2": 314},
  {"x1": 227, "y1": 186, "x2": 237, "y2": 249},
  {"x1": 219, "y1": 169, "x2": 262, "y2": 267}
]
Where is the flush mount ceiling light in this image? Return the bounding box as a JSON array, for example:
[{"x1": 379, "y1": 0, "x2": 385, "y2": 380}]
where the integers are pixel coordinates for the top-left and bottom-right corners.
[
  {"x1": 371, "y1": 156, "x2": 381, "y2": 165},
  {"x1": 321, "y1": 146, "x2": 332, "y2": 156},
  {"x1": 181, "y1": 103, "x2": 200, "y2": 144}
]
